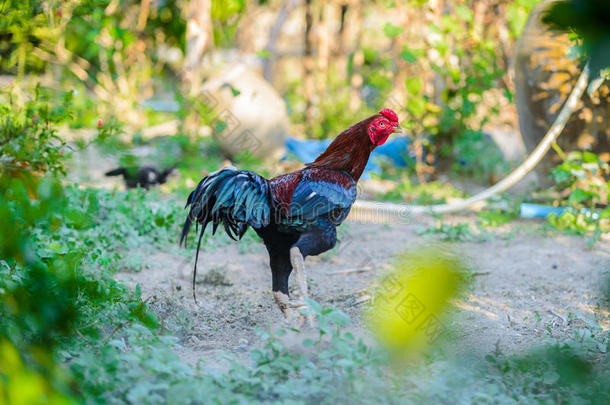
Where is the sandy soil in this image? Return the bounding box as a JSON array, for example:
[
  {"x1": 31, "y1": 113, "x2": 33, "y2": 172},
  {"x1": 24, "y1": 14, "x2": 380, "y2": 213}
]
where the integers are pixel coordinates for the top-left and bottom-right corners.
[{"x1": 115, "y1": 216, "x2": 610, "y2": 366}]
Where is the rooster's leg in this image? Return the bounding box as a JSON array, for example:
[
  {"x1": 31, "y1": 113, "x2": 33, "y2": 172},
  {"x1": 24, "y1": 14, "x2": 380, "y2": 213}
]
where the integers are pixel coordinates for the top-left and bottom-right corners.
[
  {"x1": 290, "y1": 221, "x2": 338, "y2": 326},
  {"x1": 290, "y1": 247, "x2": 309, "y2": 301},
  {"x1": 270, "y1": 250, "x2": 307, "y2": 326},
  {"x1": 289, "y1": 246, "x2": 315, "y2": 327}
]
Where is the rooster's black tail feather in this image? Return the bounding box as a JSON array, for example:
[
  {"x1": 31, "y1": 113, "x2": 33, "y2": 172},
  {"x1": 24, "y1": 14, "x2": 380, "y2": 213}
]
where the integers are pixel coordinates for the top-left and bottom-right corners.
[{"x1": 180, "y1": 167, "x2": 272, "y2": 302}]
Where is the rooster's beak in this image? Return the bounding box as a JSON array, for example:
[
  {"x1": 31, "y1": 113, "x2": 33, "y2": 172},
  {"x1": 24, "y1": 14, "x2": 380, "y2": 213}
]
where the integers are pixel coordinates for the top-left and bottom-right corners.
[{"x1": 393, "y1": 125, "x2": 402, "y2": 133}]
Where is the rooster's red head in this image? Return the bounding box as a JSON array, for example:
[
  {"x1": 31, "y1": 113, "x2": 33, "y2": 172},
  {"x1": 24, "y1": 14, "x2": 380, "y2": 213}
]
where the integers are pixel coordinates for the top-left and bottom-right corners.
[
  {"x1": 309, "y1": 108, "x2": 402, "y2": 181},
  {"x1": 367, "y1": 108, "x2": 401, "y2": 146}
]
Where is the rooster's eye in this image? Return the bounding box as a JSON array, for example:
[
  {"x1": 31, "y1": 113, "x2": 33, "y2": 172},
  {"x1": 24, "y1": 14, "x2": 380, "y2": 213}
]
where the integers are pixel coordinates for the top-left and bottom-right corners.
[{"x1": 379, "y1": 122, "x2": 385, "y2": 127}]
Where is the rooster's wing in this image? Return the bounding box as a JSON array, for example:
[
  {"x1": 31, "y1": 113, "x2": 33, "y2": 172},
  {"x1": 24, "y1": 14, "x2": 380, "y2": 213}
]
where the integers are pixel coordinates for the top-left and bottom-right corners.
[{"x1": 275, "y1": 168, "x2": 357, "y2": 230}]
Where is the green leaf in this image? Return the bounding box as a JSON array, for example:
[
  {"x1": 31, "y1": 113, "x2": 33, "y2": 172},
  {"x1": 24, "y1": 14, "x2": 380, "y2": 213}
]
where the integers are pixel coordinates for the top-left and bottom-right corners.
[
  {"x1": 228, "y1": 85, "x2": 241, "y2": 97},
  {"x1": 327, "y1": 310, "x2": 351, "y2": 326},
  {"x1": 302, "y1": 338, "x2": 315, "y2": 347},
  {"x1": 215, "y1": 121, "x2": 228, "y2": 133},
  {"x1": 383, "y1": 23, "x2": 403, "y2": 38},
  {"x1": 455, "y1": 5, "x2": 473, "y2": 23},
  {"x1": 542, "y1": 371, "x2": 560, "y2": 385},
  {"x1": 304, "y1": 299, "x2": 322, "y2": 315},
  {"x1": 405, "y1": 77, "x2": 423, "y2": 95},
  {"x1": 407, "y1": 96, "x2": 426, "y2": 117},
  {"x1": 568, "y1": 188, "x2": 592, "y2": 205},
  {"x1": 582, "y1": 151, "x2": 598, "y2": 164},
  {"x1": 256, "y1": 49, "x2": 272, "y2": 58},
  {"x1": 399, "y1": 48, "x2": 417, "y2": 63}
]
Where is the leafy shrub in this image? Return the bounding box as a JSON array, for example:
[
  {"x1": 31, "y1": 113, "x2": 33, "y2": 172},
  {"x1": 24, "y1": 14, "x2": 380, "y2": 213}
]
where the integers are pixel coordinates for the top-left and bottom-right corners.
[
  {"x1": 0, "y1": 174, "x2": 162, "y2": 400},
  {"x1": 547, "y1": 150, "x2": 609, "y2": 234},
  {"x1": 0, "y1": 0, "x2": 58, "y2": 77},
  {"x1": 0, "y1": 85, "x2": 156, "y2": 402},
  {"x1": 0, "y1": 86, "x2": 72, "y2": 176}
]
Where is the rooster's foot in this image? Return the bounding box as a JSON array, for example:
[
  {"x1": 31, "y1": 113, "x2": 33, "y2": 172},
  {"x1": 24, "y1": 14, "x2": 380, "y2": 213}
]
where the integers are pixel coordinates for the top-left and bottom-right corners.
[{"x1": 273, "y1": 291, "x2": 314, "y2": 328}]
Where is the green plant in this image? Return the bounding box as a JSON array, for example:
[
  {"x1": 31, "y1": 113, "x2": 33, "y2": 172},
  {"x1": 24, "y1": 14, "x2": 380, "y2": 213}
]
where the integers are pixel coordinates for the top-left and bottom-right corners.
[
  {"x1": 0, "y1": 84, "x2": 159, "y2": 403},
  {"x1": 64, "y1": 301, "x2": 398, "y2": 405},
  {"x1": 477, "y1": 196, "x2": 521, "y2": 227},
  {"x1": 418, "y1": 221, "x2": 493, "y2": 242},
  {"x1": 1, "y1": 1, "x2": 187, "y2": 126},
  {"x1": 506, "y1": 0, "x2": 544, "y2": 39},
  {"x1": 388, "y1": 0, "x2": 524, "y2": 181},
  {"x1": 211, "y1": 0, "x2": 246, "y2": 47},
  {"x1": 0, "y1": 0, "x2": 63, "y2": 78},
  {"x1": 380, "y1": 173, "x2": 465, "y2": 204},
  {"x1": 547, "y1": 150, "x2": 609, "y2": 234},
  {"x1": 481, "y1": 319, "x2": 609, "y2": 404},
  {"x1": 543, "y1": 0, "x2": 610, "y2": 86},
  {"x1": 0, "y1": 86, "x2": 72, "y2": 176}
]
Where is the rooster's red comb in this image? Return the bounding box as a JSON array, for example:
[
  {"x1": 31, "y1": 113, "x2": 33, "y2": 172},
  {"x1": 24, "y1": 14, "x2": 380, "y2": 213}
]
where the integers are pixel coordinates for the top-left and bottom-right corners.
[{"x1": 379, "y1": 108, "x2": 398, "y2": 123}]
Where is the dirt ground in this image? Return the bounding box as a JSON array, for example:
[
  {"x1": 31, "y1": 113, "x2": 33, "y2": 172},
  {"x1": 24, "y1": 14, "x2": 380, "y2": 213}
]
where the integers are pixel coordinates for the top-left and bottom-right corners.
[{"x1": 115, "y1": 215, "x2": 610, "y2": 366}]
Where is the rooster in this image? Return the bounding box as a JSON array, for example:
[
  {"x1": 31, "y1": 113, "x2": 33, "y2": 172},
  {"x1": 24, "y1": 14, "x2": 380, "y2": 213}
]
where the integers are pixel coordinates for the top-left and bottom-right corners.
[
  {"x1": 105, "y1": 166, "x2": 176, "y2": 189},
  {"x1": 181, "y1": 109, "x2": 400, "y2": 324}
]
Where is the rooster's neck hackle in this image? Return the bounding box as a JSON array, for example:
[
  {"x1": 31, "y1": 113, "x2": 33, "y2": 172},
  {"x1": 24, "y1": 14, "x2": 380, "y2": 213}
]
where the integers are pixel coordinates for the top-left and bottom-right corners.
[{"x1": 308, "y1": 116, "x2": 377, "y2": 181}]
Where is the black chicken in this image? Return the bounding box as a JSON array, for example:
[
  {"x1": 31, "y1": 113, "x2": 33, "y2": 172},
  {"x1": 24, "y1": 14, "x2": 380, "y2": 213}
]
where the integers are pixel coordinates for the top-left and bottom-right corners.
[{"x1": 105, "y1": 166, "x2": 176, "y2": 189}]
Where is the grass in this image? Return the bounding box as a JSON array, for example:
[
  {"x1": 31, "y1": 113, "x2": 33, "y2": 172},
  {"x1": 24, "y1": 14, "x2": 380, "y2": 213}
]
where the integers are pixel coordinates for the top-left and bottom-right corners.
[
  {"x1": 417, "y1": 221, "x2": 496, "y2": 242},
  {"x1": 375, "y1": 173, "x2": 467, "y2": 204}
]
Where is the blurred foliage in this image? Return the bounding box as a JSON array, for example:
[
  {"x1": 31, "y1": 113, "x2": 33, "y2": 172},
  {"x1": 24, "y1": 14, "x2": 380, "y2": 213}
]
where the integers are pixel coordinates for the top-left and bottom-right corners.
[
  {"x1": 476, "y1": 196, "x2": 521, "y2": 227},
  {"x1": 367, "y1": 246, "x2": 470, "y2": 353},
  {"x1": 419, "y1": 222, "x2": 476, "y2": 242},
  {"x1": 380, "y1": 173, "x2": 465, "y2": 204},
  {"x1": 0, "y1": 0, "x2": 547, "y2": 182},
  {"x1": 0, "y1": 174, "x2": 79, "y2": 405},
  {"x1": 278, "y1": 0, "x2": 542, "y2": 182},
  {"x1": 0, "y1": 0, "x2": 187, "y2": 125},
  {"x1": 482, "y1": 315, "x2": 609, "y2": 403},
  {"x1": 0, "y1": 85, "x2": 70, "y2": 175},
  {"x1": 0, "y1": 84, "x2": 161, "y2": 403},
  {"x1": 0, "y1": 0, "x2": 61, "y2": 77},
  {"x1": 285, "y1": 70, "x2": 377, "y2": 141},
  {"x1": 506, "y1": 0, "x2": 543, "y2": 38},
  {"x1": 0, "y1": 0, "x2": 186, "y2": 76},
  {"x1": 543, "y1": 0, "x2": 610, "y2": 85},
  {"x1": 396, "y1": 0, "x2": 520, "y2": 179},
  {"x1": 547, "y1": 150, "x2": 609, "y2": 234},
  {"x1": 211, "y1": 0, "x2": 245, "y2": 46}
]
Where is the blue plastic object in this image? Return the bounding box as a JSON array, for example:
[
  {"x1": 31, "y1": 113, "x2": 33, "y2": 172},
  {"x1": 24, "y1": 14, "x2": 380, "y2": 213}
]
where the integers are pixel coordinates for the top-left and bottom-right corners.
[
  {"x1": 284, "y1": 136, "x2": 414, "y2": 179},
  {"x1": 520, "y1": 203, "x2": 567, "y2": 218}
]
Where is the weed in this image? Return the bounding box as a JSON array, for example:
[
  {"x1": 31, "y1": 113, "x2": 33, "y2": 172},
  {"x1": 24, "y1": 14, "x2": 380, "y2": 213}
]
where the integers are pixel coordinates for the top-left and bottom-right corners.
[
  {"x1": 201, "y1": 267, "x2": 233, "y2": 286},
  {"x1": 379, "y1": 174, "x2": 466, "y2": 204},
  {"x1": 546, "y1": 150, "x2": 609, "y2": 235},
  {"x1": 477, "y1": 197, "x2": 521, "y2": 227},
  {"x1": 418, "y1": 222, "x2": 492, "y2": 242}
]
